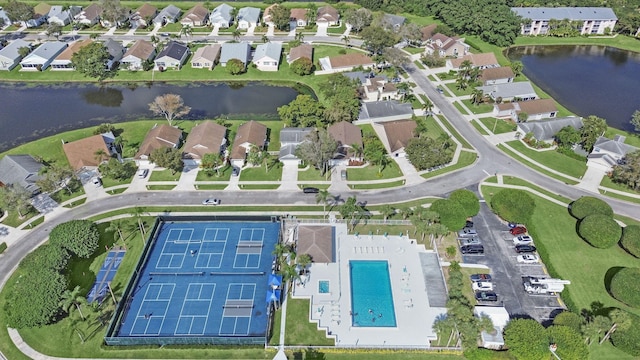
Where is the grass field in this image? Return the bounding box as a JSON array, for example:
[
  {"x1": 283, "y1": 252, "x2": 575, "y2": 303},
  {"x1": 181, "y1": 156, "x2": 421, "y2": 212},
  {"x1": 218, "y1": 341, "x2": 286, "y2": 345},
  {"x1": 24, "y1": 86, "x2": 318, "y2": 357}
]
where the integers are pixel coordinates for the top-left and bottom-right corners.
[
  {"x1": 499, "y1": 176, "x2": 572, "y2": 203},
  {"x1": 498, "y1": 144, "x2": 579, "y2": 185},
  {"x1": 350, "y1": 180, "x2": 405, "y2": 189},
  {"x1": 239, "y1": 165, "x2": 282, "y2": 181},
  {"x1": 298, "y1": 167, "x2": 330, "y2": 182},
  {"x1": 347, "y1": 162, "x2": 403, "y2": 181},
  {"x1": 479, "y1": 118, "x2": 516, "y2": 135},
  {"x1": 460, "y1": 99, "x2": 493, "y2": 115},
  {"x1": 505, "y1": 141, "x2": 587, "y2": 179},
  {"x1": 284, "y1": 298, "x2": 334, "y2": 345},
  {"x1": 436, "y1": 116, "x2": 473, "y2": 150},
  {"x1": 421, "y1": 151, "x2": 477, "y2": 180},
  {"x1": 470, "y1": 120, "x2": 489, "y2": 135},
  {"x1": 149, "y1": 169, "x2": 179, "y2": 181}
]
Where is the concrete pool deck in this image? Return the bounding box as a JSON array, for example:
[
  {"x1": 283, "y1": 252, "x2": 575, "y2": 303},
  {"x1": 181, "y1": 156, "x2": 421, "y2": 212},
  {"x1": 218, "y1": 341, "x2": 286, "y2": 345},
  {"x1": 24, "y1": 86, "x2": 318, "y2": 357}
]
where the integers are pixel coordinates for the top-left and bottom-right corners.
[{"x1": 291, "y1": 223, "x2": 447, "y2": 347}]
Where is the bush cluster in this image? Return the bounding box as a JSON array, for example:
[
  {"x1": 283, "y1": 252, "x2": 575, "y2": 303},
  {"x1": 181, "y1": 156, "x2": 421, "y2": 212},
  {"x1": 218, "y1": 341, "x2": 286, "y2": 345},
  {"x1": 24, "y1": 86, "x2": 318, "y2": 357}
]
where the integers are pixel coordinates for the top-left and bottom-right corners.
[
  {"x1": 570, "y1": 196, "x2": 613, "y2": 219},
  {"x1": 620, "y1": 225, "x2": 640, "y2": 258},
  {"x1": 578, "y1": 214, "x2": 622, "y2": 249},
  {"x1": 610, "y1": 311, "x2": 640, "y2": 356},
  {"x1": 610, "y1": 267, "x2": 640, "y2": 308},
  {"x1": 490, "y1": 189, "x2": 535, "y2": 224}
]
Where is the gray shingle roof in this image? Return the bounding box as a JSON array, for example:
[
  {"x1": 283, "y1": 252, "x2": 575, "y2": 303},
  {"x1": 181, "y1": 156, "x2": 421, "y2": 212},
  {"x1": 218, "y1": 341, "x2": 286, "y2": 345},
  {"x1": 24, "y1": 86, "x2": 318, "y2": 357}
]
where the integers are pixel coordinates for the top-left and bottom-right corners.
[
  {"x1": 237, "y1": 7, "x2": 260, "y2": 24},
  {"x1": 358, "y1": 100, "x2": 413, "y2": 120},
  {"x1": 210, "y1": 3, "x2": 233, "y2": 24},
  {"x1": 517, "y1": 116, "x2": 583, "y2": 142},
  {"x1": 104, "y1": 39, "x2": 124, "y2": 58},
  {"x1": 156, "y1": 41, "x2": 189, "y2": 61},
  {"x1": 343, "y1": 71, "x2": 386, "y2": 84},
  {"x1": 0, "y1": 155, "x2": 43, "y2": 194},
  {"x1": 0, "y1": 39, "x2": 31, "y2": 62},
  {"x1": 280, "y1": 127, "x2": 313, "y2": 144},
  {"x1": 511, "y1": 7, "x2": 618, "y2": 21},
  {"x1": 382, "y1": 13, "x2": 406, "y2": 28},
  {"x1": 154, "y1": 4, "x2": 181, "y2": 23},
  {"x1": 478, "y1": 82, "x2": 537, "y2": 99},
  {"x1": 253, "y1": 42, "x2": 282, "y2": 62},
  {"x1": 220, "y1": 42, "x2": 251, "y2": 64},
  {"x1": 22, "y1": 41, "x2": 67, "y2": 62},
  {"x1": 592, "y1": 136, "x2": 637, "y2": 157}
]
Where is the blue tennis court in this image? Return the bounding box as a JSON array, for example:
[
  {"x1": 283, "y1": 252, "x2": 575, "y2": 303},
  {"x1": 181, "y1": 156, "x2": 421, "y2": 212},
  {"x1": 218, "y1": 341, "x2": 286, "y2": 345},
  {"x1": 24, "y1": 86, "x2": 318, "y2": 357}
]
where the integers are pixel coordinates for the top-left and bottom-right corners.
[
  {"x1": 113, "y1": 219, "x2": 280, "y2": 341},
  {"x1": 87, "y1": 248, "x2": 126, "y2": 303}
]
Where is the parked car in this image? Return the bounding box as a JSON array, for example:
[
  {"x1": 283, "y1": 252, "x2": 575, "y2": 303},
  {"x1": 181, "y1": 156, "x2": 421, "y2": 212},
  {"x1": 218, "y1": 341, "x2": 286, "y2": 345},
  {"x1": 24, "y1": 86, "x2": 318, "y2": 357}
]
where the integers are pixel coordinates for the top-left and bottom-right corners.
[
  {"x1": 464, "y1": 220, "x2": 474, "y2": 229},
  {"x1": 459, "y1": 237, "x2": 481, "y2": 245},
  {"x1": 458, "y1": 228, "x2": 478, "y2": 238},
  {"x1": 92, "y1": 177, "x2": 102, "y2": 187},
  {"x1": 340, "y1": 170, "x2": 347, "y2": 180},
  {"x1": 470, "y1": 274, "x2": 492, "y2": 282},
  {"x1": 472, "y1": 281, "x2": 494, "y2": 291},
  {"x1": 202, "y1": 198, "x2": 220, "y2": 205},
  {"x1": 475, "y1": 291, "x2": 498, "y2": 302},
  {"x1": 461, "y1": 244, "x2": 484, "y2": 254},
  {"x1": 232, "y1": 167, "x2": 240, "y2": 176},
  {"x1": 515, "y1": 244, "x2": 537, "y2": 253},
  {"x1": 513, "y1": 235, "x2": 534, "y2": 245},
  {"x1": 138, "y1": 168, "x2": 149, "y2": 178},
  {"x1": 517, "y1": 254, "x2": 539, "y2": 264},
  {"x1": 510, "y1": 226, "x2": 527, "y2": 235},
  {"x1": 303, "y1": 187, "x2": 319, "y2": 194}
]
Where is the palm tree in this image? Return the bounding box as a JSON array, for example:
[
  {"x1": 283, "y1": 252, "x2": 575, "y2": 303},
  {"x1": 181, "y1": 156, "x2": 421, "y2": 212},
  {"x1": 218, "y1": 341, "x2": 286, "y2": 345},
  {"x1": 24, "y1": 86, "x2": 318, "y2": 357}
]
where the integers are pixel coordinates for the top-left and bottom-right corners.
[
  {"x1": 397, "y1": 206, "x2": 413, "y2": 220},
  {"x1": 232, "y1": 28, "x2": 241, "y2": 41},
  {"x1": 601, "y1": 309, "x2": 631, "y2": 344},
  {"x1": 94, "y1": 149, "x2": 108, "y2": 163},
  {"x1": 59, "y1": 285, "x2": 86, "y2": 320},
  {"x1": 279, "y1": 262, "x2": 300, "y2": 291},
  {"x1": 350, "y1": 143, "x2": 363, "y2": 162},
  {"x1": 422, "y1": 99, "x2": 434, "y2": 118},
  {"x1": 179, "y1": 25, "x2": 193, "y2": 43},
  {"x1": 264, "y1": 154, "x2": 279, "y2": 173},
  {"x1": 129, "y1": 207, "x2": 147, "y2": 242},
  {"x1": 261, "y1": 35, "x2": 269, "y2": 43},
  {"x1": 377, "y1": 154, "x2": 390, "y2": 175},
  {"x1": 510, "y1": 61, "x2": 523, "y2": 77},
  {"x1": 295, "y1": 31, "x2": 304, "y2": 42},
  {"x1": 341, "y1": 35, "x2": 350, "y2": 47},
  {"x1": 107, "y1": 219, "x2": 127, "y2": 244},
  {"x1": 272, "y1": 242, "x2": 290, "y2": 259},
  {"x1": 114, "y1": 136, "x2": 127, "y2": 154},
  {"x1": 471, "y1": 89, "x2": 484, "y2": 105},
  {"x1": 296, "y1": 253, "x2": 312, "y2": 274},
  {"x1": 315, "y1": 189, "x2": 332, "y2": 219},
  {"x1": 380, "y1": 204, "x2": 395, "y2": 222}
]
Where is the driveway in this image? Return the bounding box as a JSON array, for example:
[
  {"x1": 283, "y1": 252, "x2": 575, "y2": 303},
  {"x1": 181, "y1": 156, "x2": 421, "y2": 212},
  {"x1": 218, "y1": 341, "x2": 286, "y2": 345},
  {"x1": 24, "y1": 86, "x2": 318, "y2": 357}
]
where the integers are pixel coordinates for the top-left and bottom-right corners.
[{"x1": 315, "y1": 22, "x2": 328, "y2": 37}]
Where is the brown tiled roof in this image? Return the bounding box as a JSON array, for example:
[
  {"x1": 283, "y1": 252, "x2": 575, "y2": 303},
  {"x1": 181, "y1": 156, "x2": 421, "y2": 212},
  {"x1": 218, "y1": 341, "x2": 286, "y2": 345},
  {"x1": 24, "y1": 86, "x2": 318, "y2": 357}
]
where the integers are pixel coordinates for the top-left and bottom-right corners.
[
  {"x1": 230, "y1": 120, "x2": 267, "y2": 159},
  {"x1": 381, "y1": 120, "x2": 417, "y2": 153},
  {"x1": 329, "y1": 53, "x2": 374, "y2": 69},
  {"x1": 450, "y1": 53, "x2": 498, "y2": 68},
  {"x1": 123, "y1": 40, "x2": 155, "y2": 60},
  {"x1": 33, "y1": 3, "x2": 51, "y2": 17},
  {"x1": 317, "y1": 5, "x2": 338, "y2": 22},
  {"x1": 183, "y1": 121, "x2": 227, "y2": 159},
  {"x1": 496, "y1": 103, "x2": 515, "y2": 111},
  {"x1": 421, "y1": 24, "x2": 437, "y2": 41},
  {"x1": 192, "y1": 44, "x2": 221, "y2": 62},
  {"x1": 136, "y1": 3, "x2": 157, "y2": 18},
  {"x1": 55, "y1": 39, "x2": 92, "y2": 61},
  {"x1": 381, "y1": 82, "x2": 397, "y2": 93},
  {"x1": 516, "y1": 99, "x2": 558, "y2": 115},
  {"x1": 288, "y1": 44, "x2": 313, "y2": 63},
  {"x1": 481, "y1": 66, "x2": 515, "y2": 81},
  {"x1": 328, "y1": 121, "x2": 362, "y2": 148},
  {"x1": 135, "y1": 124, "x2": 182, "y2": 159},
  {"x1": 297, "y1": 226, "x2": 334, "y2": 263},
  {"x1": 263, "y1": 4, "x2": 277, "y2": 21},
  {"x1": 182, "y1": 4, "x2": 209, "y2": 23},
  {"x1": 63, "y1": 134, "x2": 110, "y2": 170},
  {"x1": 82, "y1": 4, "x2": 103, "y2": 21},
  {"x1": 290, "y1": 8, "x2": 307, "y2": 21}
]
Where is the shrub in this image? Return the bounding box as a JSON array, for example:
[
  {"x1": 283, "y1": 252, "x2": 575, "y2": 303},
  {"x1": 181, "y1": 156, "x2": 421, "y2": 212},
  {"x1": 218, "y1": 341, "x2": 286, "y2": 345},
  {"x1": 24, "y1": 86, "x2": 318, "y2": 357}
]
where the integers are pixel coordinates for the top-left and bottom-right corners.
[
  {"x1": 569, "y1": 196, "x2": 613, "y2": 220},
  {"x1": 553, "y1": 311, "x2": 584, "y2": 333},
  {"x1": 578, "y1": 214, "x2": 621, "y2": 249},
  {"x1": 546, "y1": 325, "x2": 589, "y2": 360},
  {"x1": 610, "y1": 311, "x2": 640, "y2": 356},
  {"x1": 430, "y1": 199, "x2": 467, "y2": 230},
  {"x1": 504, "y1": 319, "x2": 548, "y2": 360},
  {"x1": 449, "y1": 189, "x2": 480, "y2": 217},
  {"x1": 620, "y1": 225, "x2": 640, "y2": 258},
  {"x1": 49, "y1": 220, "x2": 99, "y2": 258},
  {"x1": 490, "y1": 188, "x2": 535, "y2": 224},
  {"x1": 226, "y1": 58, "x2": 245, "y2": 75},
  {"x1": 0, "y1": 242, "x2": 6, "y2": 254},
  {"x1": 610, "y1": 267, "x2": 640, "y2": 308},
  {"x1": 290, "y1": 57, "x2": 314, "y2": 76},
  {"x1": 19, "y1": 243, "x2": 69, "y2": 271}
]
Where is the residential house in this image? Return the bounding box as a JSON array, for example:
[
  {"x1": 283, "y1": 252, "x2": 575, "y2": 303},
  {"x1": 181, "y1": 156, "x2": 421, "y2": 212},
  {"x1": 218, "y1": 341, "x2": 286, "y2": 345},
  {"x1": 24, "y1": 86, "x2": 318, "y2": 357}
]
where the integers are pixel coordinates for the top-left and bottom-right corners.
[
  {"x1": 210, "y1": 3, "x2": 233, "y2": 28},
  {"x1": 516, "y1": 116, "x2": 583, "y2": 143},
  {"x1": 26, "y1": 2, "x2": 51, "y2": 28},
  {"x1": 182, "y1": 121, "x2": 227, "y2": 165},
  {"x1": 0, "y1": 39, "x2": 31, "y2": 71},
  {"x1": 130, "y1": 3, "x2": 157, "y2": 28},
  {"x1": 100, "y1": 7, "x2": 130, "y2": 28},
  {"x1": 0, "y1": 155, "x2": 44, "y2": 195},
  {"x1": 47, "y1": 5, "x2": 81, "y2": 26},
  {"x1": 63, "y1": 132, "x2": 117, "y2": 171},
  {"x1": 447, "y1": 52, "x2": 499, "y2": 70},
  {"x1": 477, "y1": 82, "x2": 538, "y2": 102},
  {"x1": 237, "y1": 7, "x2": 260, "y2": 29},
  {"x1": 191, "y1": 44, "x2": 221, "y2": 69},
  {"x1": 262, "y1": 4, "x2": 278, "y2": 27},
  {"x1": 287, "y1": 44, "x2": 313, "y2": 64},
  {"x1": 345, "y1": 72, "x2": 399, "y2": 102},
  {"x1": 374, "y1": 119, "x2": 417, "y2": 157},
  {"x1": 588, "y1": 135, "x2": 638, "y2": 172},
  {"x1": 424, "y1": 33, "x2": 470, "y2": 58},
  {"x1": 328, "y1": 121, "x2": 363, "y2": 165},
  {"x1": 75, "y1": 4, "x2": 102, "y2": 27},
  {"x1": 20, "y1": 41, "x2": 67, "y2": 71},
  {"x1": 135, "y1": 124, "x2": 183, "y2": 164},
  {"x1": 0, "y1": 9, "x2": 11, "y2": 27},
  {"x1": 358, "y1": 100, "x2": 414, "y2": 122},
  {"x1": 253, "y1": 42, "x2": 282, "y2": 71},
  {"x1": 51, "y1": 39, "x2": 93, "y2": 70},
  {"x1": 153, "y1": 5, "x2": 181, "y2": 27},
  {"x1": 381, "y1": 13, "x2": 405, "y2": 31},
  {"x1": 279, "y1": 127, "x2": 313, "y2": 164},
  {"x1": 219, "y1": 42, "x2": 251, "y2": 67},
  {"x1": 316, "y1": 5, "x2": 339, "y2": 26},
  {"x1": 494, "y1": 98, "x2": 558, "y2": 121},
  {"x1": 474, "y1": 306, "x2": 510, "y2": 350},
  {"x1": 181, "y1": 4, "x2": 209, "y2": 27},
  {"x1": 318, "y1": 53, "x2": 374, "y2": 73},
  {"x1": 104, "y1": 39, "x2": 125, "y2": 69},
  {"x1": 420, "y1": 24, "x2": 437, "y2": 44},
  {"x1": 154, "y1": 41, "x2": 190, "y2": 70},
  {"x1": 230, "y1": 120, "x2": 268, "y2": 168},
  {"x1": 289, "y1": 9, "x2": 308, "y2": 29},
  {"x1": 512, "y1": 7, "x2": 618, "y2": 36},
  {"x1": 121, "y1": 39, "x2": 156, "y2": 71},
  {"x1": 480, "y1": 66, "x2": 515, "y2": 85}
]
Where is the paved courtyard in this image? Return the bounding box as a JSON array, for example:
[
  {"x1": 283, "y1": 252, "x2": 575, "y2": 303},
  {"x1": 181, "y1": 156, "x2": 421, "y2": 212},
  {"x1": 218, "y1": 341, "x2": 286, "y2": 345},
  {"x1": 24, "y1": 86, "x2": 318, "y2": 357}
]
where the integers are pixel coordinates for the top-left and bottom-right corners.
[{"x1": 291, "y1": 223, "x2": 447, "y2": 347}]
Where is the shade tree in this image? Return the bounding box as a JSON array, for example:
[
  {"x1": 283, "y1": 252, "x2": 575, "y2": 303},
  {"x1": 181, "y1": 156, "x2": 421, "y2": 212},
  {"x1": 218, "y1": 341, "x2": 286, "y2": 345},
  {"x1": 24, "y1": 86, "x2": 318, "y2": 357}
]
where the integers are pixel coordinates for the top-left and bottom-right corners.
[
  {"x1": 49, "y1": 220, "x2": 100, "y2": 258},
  {"x1": 71, "y1": 42, "x2": 117, "y2": 81},
  {"x1": 149, "y1": 147, "x2": 184, "y2": 174},
  {"x1": 448, "y1": 189, "x2": 479, "y2": 217},
  {"x1": 611, "y1": 150, "x2": 640, "y2": 191},
  {"x1": 504, "y1": 318, "x2": 548, "y2": 360},
  {"x1": 490, "y1": 188, "x2": 535, "y2": 224},
  {"x1": 580, "y1": 115, "x2": 607, "y2": 152},
  {"x1": 148, "y1": 94, "x2": 191, "y2": 126},
  {"x1": 569, "y1": 196, "x2": 613, "y2": 220},
  {"x1": 277, "y1": 95, "x2": 325, "y2": 127},
  {"x1": 294, "y1": 129, "x2": 337, "y2": 176}
]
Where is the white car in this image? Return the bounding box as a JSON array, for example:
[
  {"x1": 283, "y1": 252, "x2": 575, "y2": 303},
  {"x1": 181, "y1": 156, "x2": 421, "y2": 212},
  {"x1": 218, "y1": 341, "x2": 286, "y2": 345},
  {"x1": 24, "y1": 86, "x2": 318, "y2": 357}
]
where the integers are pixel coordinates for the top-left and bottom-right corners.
[
  {"x1": 472, "y1": 281, "x2": 494, "y2": 291},
  {"x1": 138, "y1": 168, "x2": 149, "y2": 178},
  {"x1": 517, "y1": 254, "x2": 539, "y2": 264},
  {"x1": 202, "y1": 198, "x2": 220, "y2": 205},
  {"x1": 513, "y1": 235, "x2": 534, "y2": 245}
]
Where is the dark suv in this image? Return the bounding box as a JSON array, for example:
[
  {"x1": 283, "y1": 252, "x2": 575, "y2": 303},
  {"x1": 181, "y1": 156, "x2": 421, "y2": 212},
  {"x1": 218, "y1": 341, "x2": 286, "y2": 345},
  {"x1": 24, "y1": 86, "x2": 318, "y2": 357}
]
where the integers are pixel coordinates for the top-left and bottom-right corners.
[
  {"x1": 461, "y1": 244, "x2": 484, "y2": 254},
  {"x1": 515, "y1": 244, "x2": 537, "y2": 253},
  {"x1": 303, "y1": 187, "x2": 319, "y2": 194},
  {"x1": 475, "y1": 291, "x2": 498, "y2": 302}
]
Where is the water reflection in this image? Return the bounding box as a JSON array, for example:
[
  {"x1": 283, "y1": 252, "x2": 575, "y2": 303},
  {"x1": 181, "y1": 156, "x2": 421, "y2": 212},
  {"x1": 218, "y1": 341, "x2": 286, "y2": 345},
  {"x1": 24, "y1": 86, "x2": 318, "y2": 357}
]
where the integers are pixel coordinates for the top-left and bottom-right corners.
[{"x1": 82, "y1": 87, "x2": 124, "y2": 107}]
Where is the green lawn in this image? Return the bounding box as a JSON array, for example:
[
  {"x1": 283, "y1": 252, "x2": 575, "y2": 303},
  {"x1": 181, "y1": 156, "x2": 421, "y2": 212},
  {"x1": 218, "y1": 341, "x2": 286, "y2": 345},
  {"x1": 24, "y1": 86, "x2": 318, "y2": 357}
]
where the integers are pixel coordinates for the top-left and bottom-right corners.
[
  {"x1": 239, "y1": 165, "x2": 282, "y2": 181},
  {"x1": 298, "y1": 167, "x2": 330, "y2": 181},
  {"x1": 1, "y1": 208, "x2": 39, "y2": 227},
  {"x1": 49, "y1": 186, "x2": 86, "y2": 203},
  {"x1": 347, "y1": 162, "x2": 403, "y2": 181},
  {"x1": 284, "y1": 298, "x2": 334, "y2": 345},
  {"x1": 195, "y1": 184, "x2": 228, "y2": 190},
  {"x1": 146, "y1": 185, "x2": 176, "y2": 190},
  {"x1": 460, "y1": 99, "x2": 493, "y2": 115},
  {"x1": 413, "y1": 59, "x2": 426, "y2": 68},
  {"x1": 326, "y1": 23, "x2": 346, "y2": 34},
  {"x1": 498, "y1": 144, "x2": 579, "y2": 185},
  {"x1": 453, "y1": 101, "x2": 468, "y2": 115},
  {"x1": 196, "y1": 165, "x2": 232, "y2": 181},
  {"x1": 506, "y1": 140, "x2": 587, "y2": 179},
  {"x1": 479, "y1": 118, "x2": 516, "y2": 135},
  {"x1": 64, "y1": 198, "x2": 87, "y2": 208},
  {"x1": 480, "y1": 185, "x2": 640, "y2": 319},
  {"x1": 240, "y1": 184, "x2": 280, "y2": 190},
  {"x1": 470, "y1": 120, "x2": 489, "y2": 135},
  {"x1": 499, "y1": 176, "x2": 572, "y2": 203},
  {"x1": 350, "y1": 180, "x2": 405, "y2": 189},
  {"x1": 149, "y1": 169, "x2": 180, "y2": 181},
  {"x1": 421, "y1": 151, "x2": 477, "y2": 179},
  {"x1": 436, "y1": 115, "x2": 473, "y2": 150},
  {"x1": 101, "y1": 175, "x2": 134, "y2": 188},
  {"x1": 605, "y1": 128, "x2": 640, "y2": 148}
]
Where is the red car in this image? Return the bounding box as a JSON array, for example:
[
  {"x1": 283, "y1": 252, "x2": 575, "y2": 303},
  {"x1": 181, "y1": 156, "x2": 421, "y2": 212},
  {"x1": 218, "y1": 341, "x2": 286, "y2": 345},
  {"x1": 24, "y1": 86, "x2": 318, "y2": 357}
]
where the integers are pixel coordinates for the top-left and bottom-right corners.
[{"x1": 510, "y1": 226, "x2": 527, "y2": 235}]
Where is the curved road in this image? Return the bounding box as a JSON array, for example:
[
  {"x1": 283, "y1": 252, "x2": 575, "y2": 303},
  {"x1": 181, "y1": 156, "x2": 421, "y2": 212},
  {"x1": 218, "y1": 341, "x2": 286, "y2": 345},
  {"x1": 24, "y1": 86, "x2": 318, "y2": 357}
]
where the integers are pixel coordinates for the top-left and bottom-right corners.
[{"x1": 1, "y1": 35, "x2": 640, "y2": 358}]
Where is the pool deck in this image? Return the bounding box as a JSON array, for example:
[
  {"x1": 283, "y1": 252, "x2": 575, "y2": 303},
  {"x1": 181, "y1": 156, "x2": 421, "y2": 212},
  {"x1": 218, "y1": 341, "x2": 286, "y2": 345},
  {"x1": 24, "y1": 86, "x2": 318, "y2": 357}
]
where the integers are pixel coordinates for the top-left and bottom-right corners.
[{"x1": 291, "y1": 223, "x2": 447, "y2": 347}]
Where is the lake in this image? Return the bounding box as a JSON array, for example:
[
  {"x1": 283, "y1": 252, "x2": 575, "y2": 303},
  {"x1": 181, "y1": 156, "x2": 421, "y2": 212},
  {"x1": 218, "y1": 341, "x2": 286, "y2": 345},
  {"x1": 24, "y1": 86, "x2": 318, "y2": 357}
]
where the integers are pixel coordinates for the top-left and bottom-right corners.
[
  {"x1": 0, "y1": 82, "x2": 300, "y2": 152},
  {"x1": 506, "y1": 45, "x2": 640, "y2": 132}
]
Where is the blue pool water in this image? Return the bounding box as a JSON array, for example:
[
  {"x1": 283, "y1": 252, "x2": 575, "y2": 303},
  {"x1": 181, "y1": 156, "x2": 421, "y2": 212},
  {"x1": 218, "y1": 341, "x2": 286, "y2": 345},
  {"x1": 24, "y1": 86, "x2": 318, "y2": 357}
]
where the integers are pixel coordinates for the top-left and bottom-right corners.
[
  {"x1": 319, "y1": 280, "x2": 330, "y2": 293},
  {"x1": 349, "y1": 260, "x2": 397, "y2": 327}
]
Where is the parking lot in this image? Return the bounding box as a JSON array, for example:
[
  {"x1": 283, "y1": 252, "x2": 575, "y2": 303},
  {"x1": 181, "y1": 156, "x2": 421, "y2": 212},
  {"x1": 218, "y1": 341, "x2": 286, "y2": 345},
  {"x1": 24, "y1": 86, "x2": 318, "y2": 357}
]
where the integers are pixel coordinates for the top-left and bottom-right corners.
[{"x1": 462, "y1": 203, "x2": 565, "y2": 324}]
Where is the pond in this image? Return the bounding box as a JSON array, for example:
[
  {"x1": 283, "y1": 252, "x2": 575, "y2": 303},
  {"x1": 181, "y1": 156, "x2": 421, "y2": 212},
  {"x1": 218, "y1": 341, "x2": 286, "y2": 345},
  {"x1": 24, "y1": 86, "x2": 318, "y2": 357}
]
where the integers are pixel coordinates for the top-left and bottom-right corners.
[
  {"x1": 506, "y1": 45, "x2": 640, "y2": 132},
  {"x1": 0, "y1": 82, "x2": 301, "y2": 152}
]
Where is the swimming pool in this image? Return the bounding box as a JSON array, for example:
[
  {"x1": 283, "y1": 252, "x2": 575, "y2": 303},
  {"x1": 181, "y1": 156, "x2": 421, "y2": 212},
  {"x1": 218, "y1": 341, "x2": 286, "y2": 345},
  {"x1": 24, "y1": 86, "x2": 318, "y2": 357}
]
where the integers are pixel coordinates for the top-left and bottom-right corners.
[
  {"x1": 349, "y1": 260, "x2": 397, "y2": 327},
  {"x1": 319, "y1": 280, "x2": 330, "y2": 293}
]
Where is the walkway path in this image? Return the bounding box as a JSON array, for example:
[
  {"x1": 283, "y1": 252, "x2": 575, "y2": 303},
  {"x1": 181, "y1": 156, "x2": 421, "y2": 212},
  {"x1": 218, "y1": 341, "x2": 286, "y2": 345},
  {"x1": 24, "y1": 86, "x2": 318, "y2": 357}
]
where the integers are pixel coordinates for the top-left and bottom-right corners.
[{"x1": 279, "y1": 162, "x2": 300, "y2": 191}]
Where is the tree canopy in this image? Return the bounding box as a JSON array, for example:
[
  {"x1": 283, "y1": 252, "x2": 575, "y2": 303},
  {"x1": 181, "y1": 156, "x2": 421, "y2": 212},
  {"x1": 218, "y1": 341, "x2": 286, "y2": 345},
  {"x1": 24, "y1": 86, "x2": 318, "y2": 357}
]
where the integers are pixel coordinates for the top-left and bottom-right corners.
[
  {"x1": 290, "y1": 57, "x2": 314, "y2": 76},
  {"x1": 269, "y1": 4, "x2": 291, "y2": 31},
  {"x1": 4, "y1": 0, "x2": 34, "y2": 22},
  {"x1": 361, "y1": 25, "x2": 398, "y2": 54},
  {"x1": 149, "y1": 147, "x2": 184, "y2": 174},
  {"x1": 226, "y1": 58, "x2": 246, "y2": 75},
  {"x1": 345, "y1": 8, "x2": 373, "y2": 33},
  {"x1": 578, "y1": 214, "x2": 622, "y2": 249},
  {"x1": 610, "y1": 267, "x2": 640, "y2": 308},
  {"x1": 490, "y1": 188, "x2": 535, "y2": 224},
  {"x1": 49, "y1": 220, "x2": 100, "y2": 258},
  {"x1": 504, "y1": 318, "x2": 548, "y2": 360},
  {"x1": 430, "y1": 199, "x2": 467, "y2": 230},
  {"x1": 148, "y1": 94, "x2": 191, "y2": 126},
  {"x1": 580, "y1": 115, "x2": 607, "y2": 152},
  {"x1": 611, "y1": 150, "x2": 640, "y2": 191},
  {"x1": 71, "y1": 42, "x2": 117, "y2": 81},
  {"x1": 546, "y1": 325, "x2": 589, "y2": 360},
  {"x1": 294, "y1": 129, "x2": 337, "y2": 175},
  {"x1": 277, "y1": 95, "x2": 325, "y2": 127},
  {"x1": 319, "y1": 74, "x2": 361, "y2": 123},
  {"x1": 405, "y1": 135, "x2": 455, "y2": 171},
  {"x1": 621, "y1": 225, "x2": 640, "y2": 258},
  {"x1": 449, "y1": 189, "x2": 480, "y2": 217},
  {"x1": 569, "y1": 196, "x2": 613, "y2": 220}
]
